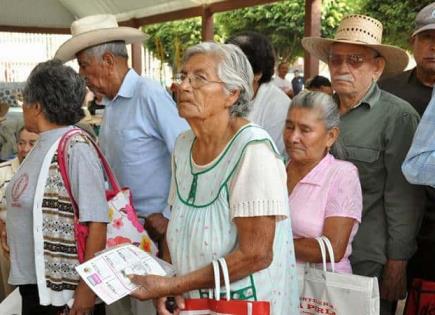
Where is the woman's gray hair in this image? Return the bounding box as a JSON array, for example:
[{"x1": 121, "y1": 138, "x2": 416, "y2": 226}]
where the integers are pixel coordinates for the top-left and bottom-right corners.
[
  {"x1": 23, "y1": 59, "x2": 86, "y2": 125},
  {"x1": 81, "y1": 41, "x2": 128, "y2": 59},
  {"x1": 290, "y1": 90, "x2": 340, "y2": 130},
  {"x1": 183, "y1": 42, "x2": 254, "y2": 117}
]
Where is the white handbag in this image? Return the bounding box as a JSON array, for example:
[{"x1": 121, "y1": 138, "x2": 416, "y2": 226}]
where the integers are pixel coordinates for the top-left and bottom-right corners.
[
  {"x1": 0, "y1": 288, "x2": 21, "y2": 315},
  {"x1": 298, "y1": 236, "x2": 380, "y2": 315},
  {"x1": 180, "y1": 258, "x2": 270, "y2": 315}
]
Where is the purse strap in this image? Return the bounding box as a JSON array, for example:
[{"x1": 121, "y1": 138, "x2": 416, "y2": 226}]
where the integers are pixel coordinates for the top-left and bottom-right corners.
[
  {"x1": 218, "y1": 258, "x2": 231, "y2": 301},
  {"x1": 315, "y1": 236, "x2": 336, "y2": 273},
  {"x1": 57, "y1": 128, "x2": 122, "y2": 196},
  {"x1": 315, "y1": 237, "x2": 327, "y2": 272},
  {"x1": 212, "y1": 260, "x2": 221, "y2": 301},
  {"x1": 321, "y1": 236, "x2": 336, "y2": 272}
]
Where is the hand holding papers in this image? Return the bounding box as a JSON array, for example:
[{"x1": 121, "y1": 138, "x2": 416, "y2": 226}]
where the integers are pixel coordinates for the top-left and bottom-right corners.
[{"x1": 75, "y1": 244, "x2": 175, "y2": 305}]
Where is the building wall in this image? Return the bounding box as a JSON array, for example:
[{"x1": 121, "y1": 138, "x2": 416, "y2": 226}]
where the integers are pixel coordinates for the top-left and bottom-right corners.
[{"x1": 0, "y1": 32, "x2": 172, "y2": 86}]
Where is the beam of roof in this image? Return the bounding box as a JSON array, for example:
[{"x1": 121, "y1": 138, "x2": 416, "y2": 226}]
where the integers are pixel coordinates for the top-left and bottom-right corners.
[
  {"x1": 131, "y1": 0, "x2": 281, "y2": 27},
  {"x1": 0, "y1": 0, "x2": 282, "y2": 33},
  {"x1": 121, "y1": 6, "x2": 204, "y2": 28},
  {"x1": 0, "y1": 26, "x2": 70, "y2": 34}
]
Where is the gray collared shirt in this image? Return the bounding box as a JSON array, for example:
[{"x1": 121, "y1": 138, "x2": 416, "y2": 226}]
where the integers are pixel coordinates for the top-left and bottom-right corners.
[{"x1": 332, "y1": 83, "x2": 425, "y2": 266}]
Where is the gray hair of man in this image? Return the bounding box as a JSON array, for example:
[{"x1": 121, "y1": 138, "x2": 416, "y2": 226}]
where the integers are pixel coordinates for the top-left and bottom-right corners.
[
  {"x1": 290, "y1": 89, "x2": 340, "y2": 130},
  {"x1": 183, "y1": 42, "x2": 254, "y2": 117},
  {"x1": 80, "y1": 40, "x2": 128, "y2": 60}
]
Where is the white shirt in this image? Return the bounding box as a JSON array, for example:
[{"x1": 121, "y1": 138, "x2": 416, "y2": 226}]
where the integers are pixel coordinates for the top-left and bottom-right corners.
[
  {"x1": 248, "y1": 82, "x2": 291, "y2": 155},
  {"x1": 272, "y1": 76, "x2": 293, "y2": 94}
]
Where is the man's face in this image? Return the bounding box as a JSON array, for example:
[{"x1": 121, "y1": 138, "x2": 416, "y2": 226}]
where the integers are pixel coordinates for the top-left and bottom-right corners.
[
  {"x1": 328, "y1": 43, "x2": 384, "y2": 99},
  {"x1": 278, "y1": 63, "x2": 289, "y2": 78},
  {"x1": 412, "y1": 30, "x2": 435, "y2": 75},
  {"x1": 76, "y1": 51, "x2": 110, "y2": 97},
  {"x1": 17, "y1": 128, "x2": 38, "y2": 163}
]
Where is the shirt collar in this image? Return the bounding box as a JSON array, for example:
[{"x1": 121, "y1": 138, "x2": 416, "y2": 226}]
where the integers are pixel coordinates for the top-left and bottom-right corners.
[
  {"x1": 407, "y1": 68, "x2": 416, "y2": 83},
  {"x1": 334, "y1": 81, "x2": 380, "y2": 110},
  {"x1": 358, "y1": 81, "x2": 380, "y2": 109},
  {"x1": 298, "y1": 153, "x2": 334, "y2": 186},
  {"x1": 103, "y1": 69, "x2": 137, "y2": 105}
]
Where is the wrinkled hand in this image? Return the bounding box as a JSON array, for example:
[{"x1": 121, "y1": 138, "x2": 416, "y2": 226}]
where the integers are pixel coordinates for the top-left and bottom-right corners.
[
  {"x1": 380, "y1": 259, "x2": 407, "y2": 301},
  {"x1": 144, "y1": 213, "x2": 168, "y2": 241},
  {"x1": 128, "y1": 274, "x2": 184, "y2": 315},
  {"x1": 128, "y1": 274, "x2": 173, "y2": 300},
  {"x1": 69, "y1": 282, "x2": 96, "y2": 315},
  {"x1": 0, "y1": 220, "x2": 9, "y2": 259}
]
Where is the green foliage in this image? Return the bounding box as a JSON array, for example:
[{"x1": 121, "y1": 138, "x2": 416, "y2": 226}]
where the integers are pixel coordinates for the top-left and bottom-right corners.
[
  {"x1": 143, "y1": 0, "x2": 354, "y2": 66},
  {"x1": 142, "y1": 0, "x2": 431, "y2": 67},
  {"x1": 142, "y1": 18, "x2": 201, "y2": 71},
  {"x1": 361, "y1": 0, "x2": 433, "y2": 49},
  {"x1": 216, "y1": 0, "x2": 354, "y2": 62}
]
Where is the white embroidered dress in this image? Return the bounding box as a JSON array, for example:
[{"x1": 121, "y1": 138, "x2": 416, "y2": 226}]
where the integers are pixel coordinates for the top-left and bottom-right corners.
[{"x1": 167, "y1": 124, "x2": 299, "y2": 314}]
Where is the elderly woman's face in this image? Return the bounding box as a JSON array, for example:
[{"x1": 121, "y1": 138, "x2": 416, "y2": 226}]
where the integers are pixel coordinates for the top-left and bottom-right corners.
[
  {"x1": 284, "y1": 107, "x2": 337, "y2": 164},
  {"x1": 176, "y1": 54, "x2": 235, "y2": 120}
]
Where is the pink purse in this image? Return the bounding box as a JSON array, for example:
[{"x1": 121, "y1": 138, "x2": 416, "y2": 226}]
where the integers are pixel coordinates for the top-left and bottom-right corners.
[{"x1": 57, "y1": 128, "x2": 157, "y2": 263}]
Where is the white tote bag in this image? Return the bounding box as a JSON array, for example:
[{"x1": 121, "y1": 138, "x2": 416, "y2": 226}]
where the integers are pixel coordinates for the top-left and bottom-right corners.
[
  {"x1": 298, "y1": 236, "x2": 380, "y2": 315},
  {"x1": 180, "y1": 258, "x2": 270, "y2": 315},
  {"x1": 0, "y1": 288, "x2": 21, "y2": 315}
]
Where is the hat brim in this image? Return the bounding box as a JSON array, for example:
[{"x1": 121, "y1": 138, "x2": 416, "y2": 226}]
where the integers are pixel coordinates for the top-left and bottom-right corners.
[
  {"x1": 301, "y1": 37, "x2": 409, "y2": 77},
  {"x1": 412, "y1": 25, "x2": 435, "y2": 37},
  {"x1": 55, "y1": 27, "x2": 148, "y2": 62}
]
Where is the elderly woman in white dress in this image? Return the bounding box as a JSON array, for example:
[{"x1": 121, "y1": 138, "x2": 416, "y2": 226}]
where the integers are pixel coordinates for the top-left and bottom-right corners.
[{"x1": 128, "y1": 42, "x2": 299, "y2": 314}]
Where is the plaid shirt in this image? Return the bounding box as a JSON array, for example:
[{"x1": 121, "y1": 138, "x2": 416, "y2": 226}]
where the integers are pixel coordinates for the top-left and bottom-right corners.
[{"x1": 402, "y1": 87, "x2": 435, "y2": 187}]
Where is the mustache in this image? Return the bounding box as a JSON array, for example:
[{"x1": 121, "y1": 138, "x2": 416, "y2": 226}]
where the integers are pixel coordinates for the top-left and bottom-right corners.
[{"x1": 333, "y1": 74, "x2": 353, "y2": 82}]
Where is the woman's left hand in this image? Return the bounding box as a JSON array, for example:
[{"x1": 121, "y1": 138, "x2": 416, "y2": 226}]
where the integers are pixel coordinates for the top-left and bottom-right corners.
[
  {"x1": 69, "y1": 282, "x2": 96, "y2": 315},
  {"x1": 128, "y1": 274, "x2": 173, "y2": 300}
]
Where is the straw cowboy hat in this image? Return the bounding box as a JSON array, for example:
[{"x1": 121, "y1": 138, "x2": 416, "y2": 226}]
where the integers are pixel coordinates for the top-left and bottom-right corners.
[
  {"x1": 55, "y1": 14, "x2": 147, "y2": 62},
  {"x1": 302, "y1": 14, "x2": 409, "y2": 76}
]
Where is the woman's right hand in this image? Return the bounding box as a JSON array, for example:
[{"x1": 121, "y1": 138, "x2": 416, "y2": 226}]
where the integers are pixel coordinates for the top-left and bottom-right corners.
[
  {"x1": 155, "y1": 296, "x2": 185, "y2": 315},
  {"x1": 0, "y1": 220, "x2": 9, "y2": 259}
]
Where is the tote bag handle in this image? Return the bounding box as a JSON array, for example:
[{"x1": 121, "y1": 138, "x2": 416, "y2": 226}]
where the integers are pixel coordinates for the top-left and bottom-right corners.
[
  {"x1": 212, "y1": 260, "x2": 221, "y2": 301},
  {"x1": 321, "y1": 236, "x2": 336, "y2": 272},
  {"x1": 315, "y1": 237, "x2": 327, "y2": 272},
  {"x1": 315, "y1": 236, "x2": 336, "y2": 273},
  {"x1": 218, "y1": 258, "x2": 231, "y2": 301}
]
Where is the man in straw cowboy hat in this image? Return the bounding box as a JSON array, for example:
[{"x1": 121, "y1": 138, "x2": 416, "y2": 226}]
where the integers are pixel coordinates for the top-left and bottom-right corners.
[
  {"x1": 381, "y1": 1, "x2": 435, "y2": 290},
  {"x1": 302, "y1": 14, "x2": 425, "y2": 315},
  {"x1": 55, "y1": 14, "x2": 188, "y2": 315}
]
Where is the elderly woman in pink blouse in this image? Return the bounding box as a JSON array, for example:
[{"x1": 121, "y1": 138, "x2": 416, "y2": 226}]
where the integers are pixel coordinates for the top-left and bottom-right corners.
[{"x1": 284, "y1": 90, "x2": 362, "y2": 273}]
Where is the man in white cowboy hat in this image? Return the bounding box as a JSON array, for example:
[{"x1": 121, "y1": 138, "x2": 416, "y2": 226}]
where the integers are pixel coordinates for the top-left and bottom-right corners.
[
  {"x1": 303, "y1": 14, "x2": 425, "y2": 315},
  {"x1": 55, "y1": 14, "x2": 188, "y2": 315},
  {"x1": 380, "y1": 2, "x2": 435, "y2": 291}
]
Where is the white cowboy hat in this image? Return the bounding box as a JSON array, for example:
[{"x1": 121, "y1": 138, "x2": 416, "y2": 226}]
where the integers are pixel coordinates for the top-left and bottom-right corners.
[
  {"x1": 302, "y1": 14, "x2": 409, "y2": 76},
  {"x1": 55, "y1": 14, "x2": 148, "y2": 62}
]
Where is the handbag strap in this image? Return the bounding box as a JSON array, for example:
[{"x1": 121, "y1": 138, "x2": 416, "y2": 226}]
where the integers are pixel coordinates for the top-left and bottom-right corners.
[
  {"x1": 57, "y1": 128, "x2": 122, "y2": 194},
  {"x1": 321, "y1": 236, "x2": 336, "y2": 273},
  {"x1": 218, "y1": 258, "x2": 231, "y2": 301},
  {"x1": 57, "y1": 130, "x2": 80, "y2": 220},
  {"x1": 315, "y1": 237, "x2": 327, "y2": 272},
  {"x1": 212, "y1": 260, "x2": 221, "y2": 301}
]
